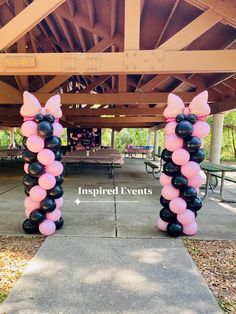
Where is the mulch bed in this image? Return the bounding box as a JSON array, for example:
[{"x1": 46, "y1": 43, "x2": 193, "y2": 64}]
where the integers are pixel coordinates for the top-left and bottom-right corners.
[
  {"x1": 0, "y1": 236, "x2": 45, "y2": 304},
  {"x1": 183, "y1": 239, "x2": 236, "y2": 314}
]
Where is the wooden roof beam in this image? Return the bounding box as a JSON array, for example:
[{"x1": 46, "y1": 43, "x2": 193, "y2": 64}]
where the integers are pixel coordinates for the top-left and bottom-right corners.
[
  {"x1": 56, "y1": 5, "x2": 123, "y2": 49},
  {"x1": 87, "y1": 0, "x2": 95, "y2": 28},
  {"x1": 185, "y1": 0, "x2": 236, "y2": 28},
  {"x1": 1, "y1": 50, "x2": 236, "y2": 75},
  {"x1": 0, "y1": 0, "x2": 66, "y2": 51},
  {"x1": 111, "y1": 0, "x2": 117, "y2": 38},
  {"x1": 124, "y1": 0, "x2": 141, "y2": 51},
  {"x1": 158, "y1": 9, "x2": 222, "y2": 51},
  {"x1": 81, "y1": 75, "x2": 111, "y2": 93},
  {"x1": 0, "y1": 92, "x2": 219, "y2": 105}
]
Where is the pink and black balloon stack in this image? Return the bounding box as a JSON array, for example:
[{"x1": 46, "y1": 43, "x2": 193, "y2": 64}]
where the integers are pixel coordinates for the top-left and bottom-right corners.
[
  {"x1": 156, "y1": 91, "x2": 211, "y2": 237},
  {"x1": 20, "y1": 92, "x2": 64, "y2": 236}
]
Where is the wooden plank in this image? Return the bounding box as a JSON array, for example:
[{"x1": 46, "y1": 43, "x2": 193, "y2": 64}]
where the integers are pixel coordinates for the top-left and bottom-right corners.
[
  {"x1": 124, "y1": 0, "x2": 140, "y2": 50},
  {"x1": 0, "y1": 91, "x2": 218, "y2": 105},
  {"x1": 0, "y1": 0, "x2": 66, "y2": 50}
]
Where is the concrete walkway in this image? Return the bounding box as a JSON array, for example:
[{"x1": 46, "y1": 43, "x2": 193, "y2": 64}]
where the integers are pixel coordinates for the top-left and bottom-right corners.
[{"x1": 1, "y1": 159, "x2": 235, "y2": 313}]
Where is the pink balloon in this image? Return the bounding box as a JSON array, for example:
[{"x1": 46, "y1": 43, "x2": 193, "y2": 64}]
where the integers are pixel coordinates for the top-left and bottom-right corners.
[
  {"x1": 160, "y1": 173, "x2": 172, "y2": 186},
  {"x1": 165, "y1": 135, "x2": 183, "y2": 152},
  {"x1": 156, "y1": 217, "x2": 168, "y2": 232},
  {"x1": 177, "y1": 209, "x2": 195, "y2": 226},
  {"x1": 169, "y1": 197, "x2": 187, "y2": 214},
  {"x1": 24, "y1": 163, "x2": 29, "y2": 174},
  {"x1": 39, "y1": 219, "x2": 56, "y2": 236},
  {"x1": 161, "y1": 184, "x2": 179, "y2": 200},
  {"x1": 181, "y1": 161, "x2": 200, "y2": 179},
  {"x1": 192, "y1": 121, "x2": 210, "y2": 138},
  {"x1": 183, "y1": 221, "x2": 198, "y2": 235},
  {"x1": 172, "y1": 148, "x2": 190, "y2": 166},
  {"x1": 26, "y1": 135, "x2": 44, "y2": 153},
  {"x1": 46, "y1": 161, "x2": 63, "y2": 176},
  {"x1": 21, "y1": 121, "x2": 38, "y2": 137},
  {"x1": 53, "y1": 122, "x2": 63, "y2": 137},
  {"x1": 25, "y1": 207, "x2": 36, "y2": 218},
  {"x1": 165, "y1": 122, "x2": 177, "y2": 135},
  {"x1": 188, "y1": 174, "x2": 204, "y2": 188},
  {"x1": 29, "y1": 185, "x2": 47, "y2": 202},
  {"x1": 55, "y1": 197, "x2": 63, "y2": 208},
  {"x1": 46, "y1": 208, "x2": 61, "y2": 222},
  {"x1": 24, "y1": 197, "x2": 40, "y2": 211},
  {"x1": 39, "y1": 173, "x2": 56, "y2": 190},
  {"x1": 37, "y1": 149, "x2": 55, "y2": 166}
]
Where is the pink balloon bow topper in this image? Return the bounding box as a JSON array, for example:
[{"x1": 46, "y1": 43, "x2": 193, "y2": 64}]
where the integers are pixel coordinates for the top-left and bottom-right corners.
[
  {"x1": 163, "y1": 91, "x2": 211, "y2": 122},
  {"x1": 20, "y1": 91, "x2": 62, "y2": 121}
]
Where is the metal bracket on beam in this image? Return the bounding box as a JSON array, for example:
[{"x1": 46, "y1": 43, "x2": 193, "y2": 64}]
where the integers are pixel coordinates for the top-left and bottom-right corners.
[
  {"x1": 124, "y1": 50, "x2": 164, "y2": 73},
  {"x1": 62, "y1": 53, "x2": 100, "y2": 73}
]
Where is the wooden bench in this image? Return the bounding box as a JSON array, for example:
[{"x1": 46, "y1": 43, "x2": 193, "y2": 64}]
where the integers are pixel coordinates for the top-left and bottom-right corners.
[{"x1": 144, "y1": 161, "x2": 160, "y2": 179}]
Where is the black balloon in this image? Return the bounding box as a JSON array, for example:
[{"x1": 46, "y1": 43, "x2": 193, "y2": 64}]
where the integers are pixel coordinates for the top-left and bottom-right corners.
[
  {"x1": 22, "y1": 136, "x2": 27, "y2": 148},
  {"x1": 176, "y1": 114, "x2": 186, "y2": 122},
  {"x1": 23, "y1": 174, "x2": 38, "y2": 188},
  {"x1": 34, "y1": 113, "x2": 45, "y2": 123},
  {"x1": 37, "y1": 121, "x2": 54, "y2": 139},
  {"x1": 29, "y1": 210, "x2": 45, "y2": 224},
  {"x1": 160, "y1": 196, "x2": 170, "y2": 208},
  {"x1": 161, "y1": 149, "x2": 173, "y2": 162},
  {"x1": 167, "y1": 222, "x2": 183, "y2": 237},
  {"x1": 45, "y1": 136, "x2": 61, "y2": 151},
  {"x1": 160, "y1": 207, "x2": 177, "y2": 223},
  {"x1": 28, "y1": 162, "x2": 45, "y2": 178},
  {"x1": 47, "y1": 185, "x2": 64, "y2": 199},
  {"x1": 22, "y1": 219, "x2": 38, "y2": 234},
  {"x1": 186, "y1": 114, "x2": 197, "y2": 124},
  {"x1": 55, "y1": 175, "x2": 64, "y2": 185},
  {"x1": 190, "y1": 149, "x2": 205, "y2": 163},
  {"x1": 22, "y1": 149, "x2": 37, "y2": 163},
  {"x1": 184, "y1": 136, "x2": 201, "y2": 153},
  {"x1": 24, "y1": 186, "x2": 31, "y2": 196},
  {"x1": 163, "y1": 161, "x2": 180, "y2": 177},
  {"x1": 172, "y1": 175, "x2": 188, "y2": 190},
  {"x1": 180, "y1": 187, "x2": 197, "y2": 202},
  {"x1": 41, "y1": 198, "x2": 56, "y2": 213},
  {"x1": 55, "y1": 217, "x2": 64, "y2": 230},
  {"x1": 54, "y1": 150, "x2": 62, "y2": 161},
  {"x1": 187, "y1": 197, "x2": 202, "y2": 211},
  {"x1": 175, "y1": 121, "x2": 193, "y2": 139},
  {"x1": 44, "y1": 114, "x2": 55, "y2": 124}
]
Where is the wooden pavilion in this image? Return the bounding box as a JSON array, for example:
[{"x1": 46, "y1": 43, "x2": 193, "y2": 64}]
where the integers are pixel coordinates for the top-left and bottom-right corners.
[{"x1": 0, "y1": 0, "x2": 235, "y2": 146}]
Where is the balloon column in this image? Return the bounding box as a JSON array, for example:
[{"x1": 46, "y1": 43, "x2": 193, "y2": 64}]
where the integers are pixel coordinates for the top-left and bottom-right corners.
[
  {"x1": 157, "y1": 91, "x2": 211, "y2": 237},
  {"x1": 20, "y1": 92, "x2": 64, "y2": 236}
]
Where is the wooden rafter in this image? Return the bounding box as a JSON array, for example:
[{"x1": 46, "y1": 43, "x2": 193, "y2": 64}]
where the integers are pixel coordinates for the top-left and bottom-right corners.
[
  {"x1": 158, "y1": 9, "x2": 222, "y2": 51},
  {"x1": 81, "y1": 76, "x2": 111, "y2": 93},
  {"x1": 185, "y1": 0, "x2": 236, "y2": 28},
  {"x1": 0, "y1": 0, "x2": 66, "y2": 51},
  {"x1": 111, "y1": 0, "x2": 117, "y2": 38},
  {"x1": 56, "y1": 5, "x2": 124, "y2": 49}
]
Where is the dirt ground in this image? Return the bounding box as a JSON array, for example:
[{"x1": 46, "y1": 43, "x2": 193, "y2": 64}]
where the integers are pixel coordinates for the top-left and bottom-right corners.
[
  {"x1": 183, "y1": 239, "x2": 236, "y2": 314},
  {"x1": 0, "y1": 236, "x2": 45, "y2": 304}
]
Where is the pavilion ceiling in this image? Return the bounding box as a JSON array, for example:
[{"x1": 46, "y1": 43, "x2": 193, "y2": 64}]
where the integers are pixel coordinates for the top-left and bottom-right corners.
[{"x1": 0, "y1": 0, "x2": 235, "y2": 128}]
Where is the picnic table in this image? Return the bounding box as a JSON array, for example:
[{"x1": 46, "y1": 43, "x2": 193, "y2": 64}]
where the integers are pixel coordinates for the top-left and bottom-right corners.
[
  {"x1": 62, "y1": 149, "x2": 124, "y2": 177},
  {"x1": 0, "y1": 148, "x2": 23, "y2": 163},
  {"x1": 201, "y1": 161, "x2": 236, "y2": 203}
]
